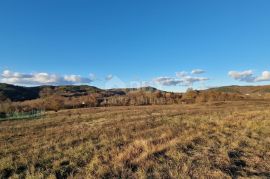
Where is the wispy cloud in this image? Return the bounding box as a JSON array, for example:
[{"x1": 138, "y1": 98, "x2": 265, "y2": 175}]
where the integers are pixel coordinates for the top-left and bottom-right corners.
[
  {"x1": 228, "y1": 70, "x2": 270, "y2": 82},
  {"x1": 154, "y1": 69, "x2": 209, "y2": 87},
  {"x1": 182, "y1": 76, "x2": 209, "y2": 84},
  {"x1": 191, "y1": 69, "x2": 205, "y2": 74},
  {"x1": 176, "y1": 71, "x2": 188, "y2": 78},
  {"x1": 105, "y1": 74, "x2": 114, "y2": 81},
  {"x1": 0, "y1": 70, "x2": 93, "y2": 86},
  {"x1": 154, "y1": 77, "x2": 183, "y2": 86}
]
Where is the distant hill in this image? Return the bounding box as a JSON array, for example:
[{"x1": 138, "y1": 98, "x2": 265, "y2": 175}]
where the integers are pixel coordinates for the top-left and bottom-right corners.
[
  {"x1": 0, "y1": 83, "x2": 40, "y2": 101},
  {"x1": 0, "y1": 83, "x2": 103, "y2": 102},
  {"x1": 2, "y1": 83, "x2": 266, "y2": 112},
  {"x1": 208, "y1": 85, "x2": 270, "y2": 95},
  {"x1": 2, "y1": 83, "x2": 270, "y2": 103},
  {"x1": 107, "y1": 86, "x2": 160, "y2": 95},
  {"x1": 0, "y1": 83, "x2": 163, "y2": 102}
]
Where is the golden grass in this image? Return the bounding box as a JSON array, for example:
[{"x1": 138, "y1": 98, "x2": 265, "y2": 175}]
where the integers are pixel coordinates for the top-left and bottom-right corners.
[{"x1": 0, "y1": 101, "x2": 270, "y2": 178}]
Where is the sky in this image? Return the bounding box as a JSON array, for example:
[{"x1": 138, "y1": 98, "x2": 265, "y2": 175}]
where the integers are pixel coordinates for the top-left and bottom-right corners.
[{"x1": 0, "y1": 0, "x2": 270, "y2": 92}]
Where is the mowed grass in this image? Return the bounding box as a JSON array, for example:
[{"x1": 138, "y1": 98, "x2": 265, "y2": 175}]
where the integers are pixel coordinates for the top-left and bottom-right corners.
[{"x1": 0, "y1": 101, "x2": 270, "y2": 179}]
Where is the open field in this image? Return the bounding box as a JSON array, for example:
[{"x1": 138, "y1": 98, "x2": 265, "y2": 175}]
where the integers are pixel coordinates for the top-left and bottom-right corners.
[{"x1": 0, "y1": 101, "x2": 270, "y2": 179}]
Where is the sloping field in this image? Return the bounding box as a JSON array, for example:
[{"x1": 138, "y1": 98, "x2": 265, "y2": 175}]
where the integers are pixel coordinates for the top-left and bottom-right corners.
[{"x1": 0, "y1": 101, "x2": 270, "y2": 178}]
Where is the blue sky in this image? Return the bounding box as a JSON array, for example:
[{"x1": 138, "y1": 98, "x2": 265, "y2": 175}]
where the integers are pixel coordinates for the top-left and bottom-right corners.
[{"x1": 0, "y1": 0, "x2": 270, "y2": 91}]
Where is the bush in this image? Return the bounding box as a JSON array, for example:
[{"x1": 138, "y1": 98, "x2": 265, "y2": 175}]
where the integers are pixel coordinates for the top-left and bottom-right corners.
[{"x1": 0, "y1": 112, "x2": 6, "y2": 118}]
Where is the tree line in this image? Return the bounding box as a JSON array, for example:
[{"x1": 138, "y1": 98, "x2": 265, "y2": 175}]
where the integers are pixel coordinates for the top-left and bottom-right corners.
[{"x1": 0, "y1": 90, "x2": 244, "y2": 115}]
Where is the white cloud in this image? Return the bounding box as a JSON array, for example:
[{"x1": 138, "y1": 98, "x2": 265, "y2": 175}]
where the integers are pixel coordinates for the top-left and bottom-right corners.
[
  {"x1": 228, "y1": 70, "x2": 255, "y2": 82},
  {"x1": 154, "y1": 69, "x2": 209, "y2": 86},
  {"x1": 176, "y1": 71, "x2": 188, "y2": 78},
  {"x1": 2, "y1": 70, "x2": 32, "y2": 78},
  {"x1": 182, "y1": 76, "x2": 209, "y2": 84},
  {"x1": 105, "y1": 74, "x2": 114, "y2": 81},
  {"x1": 64, "y1": 75, "x2": 92, "y2": 83},
  {"x1": 256, "y1": 71, "x2": 270, "y2": 82},
  {"x1": 228, "y1": 70, "x2": 270, "y2": 83},
  {"x1": 154, "y1": 77, "x2": 183, "y2": 86},
  {"x1": 191, "y1": 69, "x2": 205, "y2": 74},
  {"x1": 0, "y1": 70, "x2": 93, "y2": 86}
]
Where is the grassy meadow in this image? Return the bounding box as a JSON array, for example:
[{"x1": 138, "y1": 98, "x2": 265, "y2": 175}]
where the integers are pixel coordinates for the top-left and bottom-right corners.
[{"x1": 0, "y1": 101, "x2": 270, "y2": 179}]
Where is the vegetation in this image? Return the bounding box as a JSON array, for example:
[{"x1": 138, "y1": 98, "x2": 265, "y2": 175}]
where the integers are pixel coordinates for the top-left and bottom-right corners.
[
  {"x1": 1, "y1": 83, "x2": 270, "y2": 178},
  {"x1": 0, "y1": 83, "x2": 40, "y2": 102},
  {"x1": 209, "y1": 86, "x2": 241, "y2": 94},
  {"x1": 0, "y1": 83, "x2": 103, "y2": 102},
  {"x1": 0, "y1": 101, "x2": 269, "y2": 178},
  {"x1": 1, "y1": 83, "x2": 248, "y2": 114},
  {"x1": 210, "y1": 85, "x2": 270, "y2": 95}
]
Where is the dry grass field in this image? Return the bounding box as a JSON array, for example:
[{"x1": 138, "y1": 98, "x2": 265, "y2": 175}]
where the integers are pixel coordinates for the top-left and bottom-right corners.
[{"x1": 0, "y1": 101, "x2": 270, "y2": 179}]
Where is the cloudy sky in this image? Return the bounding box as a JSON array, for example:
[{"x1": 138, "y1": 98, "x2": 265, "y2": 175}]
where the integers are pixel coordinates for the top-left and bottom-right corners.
[{"x1": 1, "y1": 0, "x2": 270, "y2": 92}]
